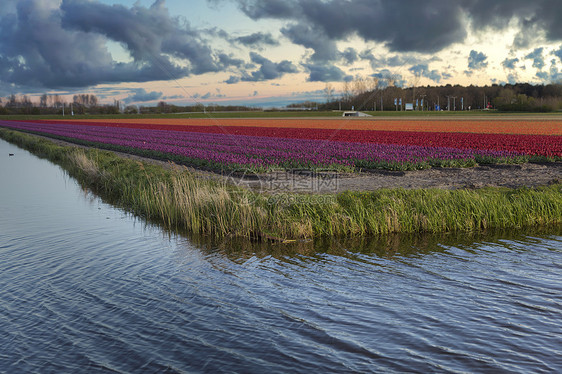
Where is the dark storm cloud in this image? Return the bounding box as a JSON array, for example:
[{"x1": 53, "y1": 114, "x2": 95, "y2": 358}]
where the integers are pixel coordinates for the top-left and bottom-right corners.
[
  {"x1": 61, "y1": 0, "x2": 223, "y2": 75},
  {"x1": 124, "y1": 88, "x2": 163, "y2": 103},
  {"x1": 507, "y1": 73, "x2": 518, "y2": 84},
  {"x1": 525, "y1": 48, "x2": 545, "y2": 70},
  {"x1": 536, "y1": 71, "x2": 549, "y2": 81},
  {"x1": 303, "y1": 64, "x2": 348, "y2": 82},
  {"x1": 224, "y1": 76, "x2": 241, "y2": 84},
  {"x1": 554, "y1": 46, "x2": 562, "y2": 62},
  {"x1": 229, "y1": 0, "x2": 562, "y2": 58},
  {"x1": 408, "y1": 64, "x2": 442, "y2": 83},
  {"x1": 281, "y1": 23, "x2": 339, "y2": 62},
  {"x1": 163, "y1": 94, "x2": 184, "y2": 100},
  {"x1": 0, "y1": 0, "x2": 145, "y2": 89},
  {"x1": 464, "y1": 50, "x2": 487, "y2": 77},
  {"x1": 236, "y1": 0, "x2": 466, "y2": 55},
  {"x1": 467, "y1": 50, "x2": 488, "y2": 70},
  {"x1": 234, "y1": 32, "x2": 279, "y2": 48},
  {"x1": 340, "y1": 48, "x2": 359, "y2": 65},
  {"x1": 548, "y1": 61, "x2": 562, "y2": 82},
  {"x1": 372, "y1": 69, "x2": 406, "y2": 87},
  {"x1": 502, "y1": 57, "x2": 520, "y2": 70},
  {"x1": 217, "y1": 53, "x2": 246, "y2": 68},
  {"x1": 237, "y1": 0, "x2": 297, "y2": 19},
  {"x1": 0, "y1": 0, "x2": 235, "y2": 91},
  {"x1": 239, "y1": 52, "x2": 298, "y2": 82},
  {"x1": 358, "y1": 50, "x2": 427, "y2": 72},
  {"x1": 463, "y1": 0, "x2": 535, "y2": 30},
  {"x1": 385, "y1": 55, "x2": 422, "y2": 67}
]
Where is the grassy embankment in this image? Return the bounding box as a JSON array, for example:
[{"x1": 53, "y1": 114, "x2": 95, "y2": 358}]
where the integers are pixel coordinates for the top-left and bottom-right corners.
[{"x1": 1, "y1": 128, "x2": 561, "y2": 241}]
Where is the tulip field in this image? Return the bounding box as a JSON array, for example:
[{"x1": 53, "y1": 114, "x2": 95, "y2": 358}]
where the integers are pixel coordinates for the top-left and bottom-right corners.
[{"x1": 1, "y1": 117, "x2": 560, "y2": 172}]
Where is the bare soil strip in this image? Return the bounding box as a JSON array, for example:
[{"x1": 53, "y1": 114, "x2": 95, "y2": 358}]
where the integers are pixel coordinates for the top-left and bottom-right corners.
[{"x1": 246, "y1": 163, "x2": 562, "y2": 193}]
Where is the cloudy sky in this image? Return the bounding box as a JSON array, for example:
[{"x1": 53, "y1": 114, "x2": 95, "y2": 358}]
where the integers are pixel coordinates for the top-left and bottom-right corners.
[{"x1": 1, "y1": 0, "x2": 562, "y2": 107}]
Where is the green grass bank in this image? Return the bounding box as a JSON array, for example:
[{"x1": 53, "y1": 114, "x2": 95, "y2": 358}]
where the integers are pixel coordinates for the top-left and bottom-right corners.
[{"x1": 2, "y1": 128, "x2": 561, "y2": 241}]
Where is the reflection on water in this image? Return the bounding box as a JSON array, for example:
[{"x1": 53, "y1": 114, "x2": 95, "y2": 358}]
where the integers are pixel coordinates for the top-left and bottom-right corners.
[
  {"x1": 1, "y1": 138, "x2": 561, "y2": 373},
  {"x1": 190, "y1": 225, "x2": 562, "y2": 261}
]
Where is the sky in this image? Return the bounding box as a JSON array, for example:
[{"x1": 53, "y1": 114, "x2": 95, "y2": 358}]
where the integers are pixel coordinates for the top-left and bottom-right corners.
[{"x1": 1, "y1": 0, "x2": 562, "y2": 107}]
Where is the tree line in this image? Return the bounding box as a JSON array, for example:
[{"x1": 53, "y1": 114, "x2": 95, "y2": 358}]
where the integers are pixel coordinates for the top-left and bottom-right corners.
[
  {"x1": 0, "y1": 93, "x2": 263, "y2": 115},
  {"x1": 0, "y1": 94, "x2": 121, "y2": 115},
  {"x1": 139, "y1": 101, "x2": 261, "y2": 114},
  {"x1": 2, "y1": 81, "x2": 562, "y2": 115},
  {"x1": 320, "y1": 79, "x2": 562, "y2": 112}
]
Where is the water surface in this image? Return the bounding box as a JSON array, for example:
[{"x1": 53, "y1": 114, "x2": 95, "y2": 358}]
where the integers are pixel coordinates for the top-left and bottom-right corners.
[{"x1": 1, "y1": 138, "x2": 561, "y2": 373}]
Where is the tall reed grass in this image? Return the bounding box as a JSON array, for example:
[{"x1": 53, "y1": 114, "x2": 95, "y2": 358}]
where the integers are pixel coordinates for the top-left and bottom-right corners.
[{"x1": 2, "y1": 128, "x2": 561, "y2": 241}]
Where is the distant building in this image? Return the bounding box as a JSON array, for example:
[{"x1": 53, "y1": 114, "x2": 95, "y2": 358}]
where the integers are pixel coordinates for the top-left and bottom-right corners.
[{"x1": 342, "y1": 111, "x2": 372, "y2": 117}]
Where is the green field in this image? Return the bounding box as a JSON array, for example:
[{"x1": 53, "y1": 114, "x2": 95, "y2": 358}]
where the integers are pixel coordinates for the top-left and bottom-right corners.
[{"x1": 2, "y1": 109, "x2": 562, "y2": 121}]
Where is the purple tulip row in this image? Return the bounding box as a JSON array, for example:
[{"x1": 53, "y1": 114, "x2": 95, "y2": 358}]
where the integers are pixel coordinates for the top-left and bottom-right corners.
[{"x1": 1, "y1": 121, "x2": 523, "y2": 171}]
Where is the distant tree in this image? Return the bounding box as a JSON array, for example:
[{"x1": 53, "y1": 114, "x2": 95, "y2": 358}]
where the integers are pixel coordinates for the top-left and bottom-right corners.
[
  {"x1": 342, "y1": 81, "x2": 352, "y2": 105},
  {"x1": 53, "y1": 94, "x2": 64, "y2": 108},
  {"x1": 494, "y1": 92, "x2": 536, "y2": 111},
  {"x1": 352, "y1": 76, "x2": 368, "y2": 96},
  {"x1": 386, "y1": 76, "x2": 396, "y2": 88},
  {"x1": 124, "y1": 105, "x2": 138, "y2": 114},
  {"x1": 192, "y1": 103, "x2": 205, "y2": 112},
  {"x1": 286, "y1": 101, "x2": 317, "y2": 109},
  {"x1": 323, "y1": 83, "x2": 334, "y2": 104},
  {"x1": 6, "y1": 94, "x2": 18, "y2": 108},
  {"x1": 21, "y1": 95, "x2": 33, "y2": 108},
  {"x1": 72, "y1": 94, "x2": 98, "y2": 109},
  {"x1": 40, "y1": 94, "x2": 48, "y2": 108},
  {"x1": 113, "y1": 99, "x2": 122, "y2": 113},
  {"x1": 368, "y1": 76, "x2": 380, "y2": 91},
  {"x1": 157, "y1": 101, "x2": 169, "y2": 113}
]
